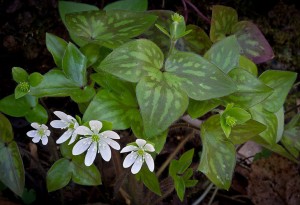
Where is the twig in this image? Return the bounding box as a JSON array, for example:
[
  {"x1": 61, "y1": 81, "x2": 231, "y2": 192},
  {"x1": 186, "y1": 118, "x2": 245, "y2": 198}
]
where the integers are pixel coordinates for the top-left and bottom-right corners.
[
  {"x1": 208, "y1": 187, "x2": 218, "y2": 205},
  {"x1": 184, "y1": 0, "x2": 211, "y2": 24},
  {"x1": 192, "y1": 182, "x2": 214, "y2": 205}
]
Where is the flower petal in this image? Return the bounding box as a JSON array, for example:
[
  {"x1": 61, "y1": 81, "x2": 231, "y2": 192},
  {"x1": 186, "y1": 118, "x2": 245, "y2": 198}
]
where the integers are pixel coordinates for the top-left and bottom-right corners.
[
  {"x1": 89, "y1": 120, "x2": 102, "y2": 134},
  {"x1": 75, "y1": 126, "x2": 93, "y2": 136},
  {"x1": 101, "y1": 130, "x2": 120, "y2": 139},
  {"x1": 98, "y1": 141, "x2": 111, "y2": 161},
  {"x1": 123, "y1": 152, "x2": 138, "y2": 168},
  {"x1": 68, "y1": 132, "x2": 78, "y2": 145},
  {"x1": 45, "y1": 130, "x2": 51, "y2": 136},
  {"x1": 136, "y1": 139, "x2": 147, "y2": 148},
  {"x1": 72, "y1": 138, "x2": 92, "y2": 155},
  {"x1": 27, "y1": 130, "x2": 38, "y2": 138},
  {"x1": 50, "y1": 120, "x2": 68, "y2": 129},
  {"x1": 66, "y1": 115, "x2": 76, "y2": 123},
  {"x1": 102, "y1": 137, "x2": 120, "y2": 150},
  {"x1": 56, "y1": 129, "x2": 73, "y2": 144},
  {"x1": 31, "y1": 122, "x2": 40, "y2": 129},
  {"x1": 53, "y1": 111, "x2": 69, "y2": 122},
  {"x1": 120, "y1": 145, "x2": 138, "y2": 153},
  {"x1": 144, "y1": 144, "x2": 155, "y2": 152},
  {"x1": 41, "y1": 124, "x2": 48, "y2": 130},
  {"x1": 41, "y1": 136, "x2": 48, "y2": 145},
  {"x1": 85, "y1": 142, "x2": 97, "y2": 166},
  {"x1": 144, "y1": 153, "x2": 154, "y2": 172},
  {"x1": 32, "y1": 136, "x2": 40, "y2": 143},
  {"x1": 131, "y1": 155, "x2": 143, "y2": 174}
]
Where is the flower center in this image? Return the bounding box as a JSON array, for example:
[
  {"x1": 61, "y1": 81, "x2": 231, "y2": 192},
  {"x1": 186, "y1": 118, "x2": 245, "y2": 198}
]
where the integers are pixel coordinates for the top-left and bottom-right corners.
[
  {"x1": 19, "y1": 82, "x2": 30, "y2": 92},
  {"x1": 226, "y1": 116, "x2": 237, "y2": 127},
  {"x1": 92, "y1": 134, "x2": 100, "y2": 142},
  {"x1": 37, "y1": 128, "x2": 45, "y2": 137},
  {"x1": 68, "y1": 122, "x2": 75, "y2": 129},
  {"x1": 137, "y1": 149, "x2": 145, "y2": 156}
]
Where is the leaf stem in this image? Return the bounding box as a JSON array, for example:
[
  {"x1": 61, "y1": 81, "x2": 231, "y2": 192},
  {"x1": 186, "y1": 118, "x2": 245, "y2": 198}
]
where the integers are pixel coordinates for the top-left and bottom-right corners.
[
  {"x1": 167, "y1": 39, "x2": 177, "y2": 58},
  {"x1": 191, "y1": 182, "x2": 214, "y2": 205}
]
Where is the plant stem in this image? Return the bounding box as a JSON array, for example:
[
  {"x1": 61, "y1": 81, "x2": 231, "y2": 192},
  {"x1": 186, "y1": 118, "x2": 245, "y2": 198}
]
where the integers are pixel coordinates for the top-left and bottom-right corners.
[
  {"x1": 192, "y1": 182, "x2": 214, "y2": 205},
  {"x1": 184, "y1": 0, "x2": 211, "y2": 24},
  {"x1": 167, "y1": 39, "x2": 177, "y2": 58},
  {"x1": 208, "y1": 187, "x2": 218, "y2": 205}
]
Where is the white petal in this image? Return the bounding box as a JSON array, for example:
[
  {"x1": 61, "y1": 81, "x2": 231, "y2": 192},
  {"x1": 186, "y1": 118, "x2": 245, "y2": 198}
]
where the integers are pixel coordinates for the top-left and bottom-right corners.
[
  {"x1": 45, "y1": 130, "x2": 51, "y2": 136},
  {"x1": 27, "y1": 130, "x2": 38, "y2": 138},
  {"x1": 54, "y1": 111, "x2": 69, "y2": 122},
  {"x1": 32, "y1": 136, "x2": 40, "y2": 143},
  {"x1": 123, "y1": 152, "x2": 138, "y2": 168},
  {"x1": 98, "y1": 141, "x2": 111, "y2": 161},
  {"x1": 50, "y1": 120, "x2": 68, "y2": 129},
  {"x1": 66, "y1": 115, "x2": 76, "y2": 123},
  {"x1": 41, "y1": 136, "x2": 48, "y2": 145},
  {"x1": 144, "y1": 153, "x2": 154, "y2": 172},
  {"x1": 72, "y1": 138, "x2": 92, "y2": 155},
  {"x1": 101, "y1": 130, "x2": 120, "y2": 139},
  {"x1": 89, "y1": 120, "x2": 102, "y2": 134},
  {"x1": 56, "y1": 129, "x2": 73, "y2": 144},
  {"x1": 136, "y1": 139, "x2": 147, "y2": 148},
  {"x1": 75, "y1": 126, "x2": 93, "y2": 136},
  {"x1": 31, "y1": 123, "x2": 40, "y2": 129},
  {"x1": 120, "y1": 145, "x2": 138, "y2": 153},
  {"x1": 41, "y1": 124, "x2": 48, "y2": 130},
  {"x1": 102, "y1": 137, "x2": 120, "y2": 150},
  {"x1": 85, "y1": 142, "x2": 97, "y2": 166},
  {"x1": 131, "y1": 155, "x2": 143, "y2": 174},
  {"x1": 144, "y1": 144, "x2": 155, "y2": 152},
  {"x1": 68, "y1": 132, "x2": 78, "y2": 145}
]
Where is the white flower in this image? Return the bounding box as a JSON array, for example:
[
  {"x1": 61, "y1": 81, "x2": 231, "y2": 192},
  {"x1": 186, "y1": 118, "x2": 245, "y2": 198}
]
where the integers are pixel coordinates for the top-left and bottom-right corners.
[
  {"x1": 50, "y1": 111, "x2": 79, "y2": 145},
  {"x1": 121, "y1": 139, "x2": 155, "y2": 174},
  {"x1": 26, "y1": 123, "x2": 50, "y2": 145},
  {"x1": 72, "y1": 120, "x2": 120, "y2": 166}
]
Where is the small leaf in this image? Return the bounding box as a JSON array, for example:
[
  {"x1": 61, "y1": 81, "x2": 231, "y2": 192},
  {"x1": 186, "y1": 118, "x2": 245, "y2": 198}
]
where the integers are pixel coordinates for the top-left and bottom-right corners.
[
  {"x1": 25, "y1": 104, "x2": 48, "y2": 124},
  {"x1": 46, "y1": 33, "x2": 68, "y2": 68},
  {"x1": 136, "y1": 72, "x2": 188, "y2": 137},
  {"x1": 198, "y1": 115, "x2": 236, "y2": 190},
  {"x1": 28, "y1": 72, "x2": 43, "y2": 87},
  {"x1": 176, "y1": 149, "x2": 194, "y2": 174},
  {"x1": 165, "y1": 51, "x2": 237, "y2": 100},
  {"x1": 136, "y1": 166, "x2": 161, "y2": 196},
  {"x1": 204, "y1": 35, "x2": 240, "y2": 73},
  {"x1": 174, "y1": 177, "x2": 185, "y2": 201},
  {"x1": 47, "y1": 159, "x2": 72, "y2": 192},
  {"x1": 104, "y1": 0, "x2": 147, "y2": 12},
  {"x1": 12, "y1": 67, "x2": 28, "y2": 83},
  {"x1": 97, "y1": 39, "x2": 164, "y2": 83},
  {"x1": 80, "y1": 43, "x2": 105, "y2": 66},
  {"x1": 188, "y1": 99, "x2": 220, "y2": 119},
  {"x1": 232, "y1": 21, "x2": 274, "y2": 64},
  {"x1": 0, "y1": 95, "x2": 32, "y2": 117},
  {"x1": 210, "y1": 5, "x2": 238, "y2": 42},
  {"x1": 259, "y1": 70, "x2": 297, "y2": 113},
  {"x1": 62, "y1": 42, "x2": 87, "y2": 87},
  {"x1": 14, "y1": 84, "x2": 29, "y2": 99},
  {"x1": 70, "y1": 86, "x2": 96, "y2": 103},
  {"x1": 238, "y1": 55, "x2": 258, "y2": 76}
]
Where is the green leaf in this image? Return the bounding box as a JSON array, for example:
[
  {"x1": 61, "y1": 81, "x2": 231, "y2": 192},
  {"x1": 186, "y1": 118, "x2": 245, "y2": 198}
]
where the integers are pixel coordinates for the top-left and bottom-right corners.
[
  {"x1": 148, "y1": 131, "x2": 168, "y2": 154},
  {"x1": 29, "y1": 70, "x2": 81, "y2": 97},
  {"x1": 65, "y1": 10, "x2": 157, "y2": 48},
  {"x1": 188, "y1": 99, "x2": 220, "y2": 119},
  {"x1": 70, "y1": 86, "x2": 95, "y2": 103},
  {"x1": 165, "y1": 51, "x2": 237, "y2": 100},
  {"x1": 204, "y1": 35, "x2": 240, "y2": 73},
  {"x1": 210, "y1": 5, "x2": 238, "y2": 42},
  {"x1": 232, "y1": 21, "x2": 274, "y2": 64},
  {"x1": 174, "y1": 177, "x2": 185, "y2": 201},
  {"x1": 25, "y1": 104, "x2": 48, "y2": 124},
  {"x1": 275, "y1": 107, "x2": 284, "y2": 143},
  {"x1": 62, "y1": 43, "x2": 87, "y2": 87},
  {"x1": 136, "y1": 72, "x2": 189, "y2": 137},
  {"x1": 198, "y1": 115, "x2": 236, "y2": 190},
  {"x1": 46, "y1": 33, "x2": 68, "y2": 68},
  {"x1": 281, "y1": 114, "x2": 300, "y2": 157},
  {"x1": 0, "y1": 141, "x2": 25, "y2": 196},
  {"x1": 238, "y1": 55, "x2": 258, "y2": 76},
  {"x1": 222, "y1": 68, "x2": 273, "y2": 108},
  {"x1": 136, "y1": 166, "x2": 161, "y2": 196},
  {"x1": 177, "y1": 149, "x2": 194, "y2": 174},
  {"x1": 21, "y1": 188, "x2": 36, "y2": 205},
  {"x1": 80, "y1": 43, "x2": 106, "y2": 67},
  {"x1": 0, "y1": 95, "x2": 32, "y2": 117},
  {"x1": 259, "y1": 70, "x2": 297, "y2": 113},
  {"x1": 104, "y1": 0, "x2": 147, "y2": 12},
  {"x1": 28, "y1": 72, "x2": 43, "y2": 87},
  {"x1": 12, "y1": 67, "x2": 28, "y2": 83},
  {"x1": 97, "y1": 39, "x2": 164, "y2": 83},
  {"x1": 47, "y1": 158, "x2": 72, "y2": 192},
  {"x1": 0, "y1": 113, "x2": 13, "y2": 142},
  {"x1": 14, "y1": 84, "x2": 29, "y2": 99}
]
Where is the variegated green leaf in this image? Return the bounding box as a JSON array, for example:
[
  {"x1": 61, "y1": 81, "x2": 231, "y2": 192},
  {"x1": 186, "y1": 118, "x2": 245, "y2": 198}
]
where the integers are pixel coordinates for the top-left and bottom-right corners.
[
  {"x1": 198, "y1": 115, "x2": 236, "y2": 190},
  {"x1": 136, "y1": 72, "x2": 188, "y2": 137},
  {"x1": 275, "y1": 107, "x2": 284, "y2": 143},
  {"x1": 177, "y1": 24, "x2": 212, "y2": 55},
  {"x1": 104, "y1": 0, "x2": 147, "y2": 12},
  {"x1": 232, "y1": 21, "x2": 274, "y2": 64},
  {"x1": 238, "y1": 55, "x2": 258, "y2": 76},
  {"x1": 222, "y1": 68, "x2": 273, "y2": 108},
  {"x1": 210, "y1": 5, "x2": 238, "y2": 42},
  {"x1": 259, "y1": 70, "x2": 297, "y2": 113},
  {"x1": 165, "y1": 51, "x2": 237, "y2": 100},
  {"x1": 65, "y1": 10, "x2": 157, "y2": 48},
  {"x1": 188, "y1": 99, "x2": 220, "y2": 119},
  {"x1": 97, "y1": 39, "x2": 164, "y2": 82},
  {"x1": 249, "y1": 104, "x2": 278, "y2": 145},
  {"x1": 281, "y1": 114, "x2": 300, "y2": 157},
  {"x1": 205, "y1": 35, "x2": 240, "y2": 73}
]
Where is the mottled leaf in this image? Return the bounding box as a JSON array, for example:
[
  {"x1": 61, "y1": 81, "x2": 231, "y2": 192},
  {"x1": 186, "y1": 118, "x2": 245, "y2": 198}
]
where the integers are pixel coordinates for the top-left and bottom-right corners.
[
  {"x1": 165, "y1": 51, "x2": 237, "y2": 100},
  {"x1": 259, "y1": 70, "x2": 297, "y2": 113},
  {"x1": 136, "y1": 72, "x2": 188, "y2": 137},
  {"x1": 46, "y1": 33, "x2": 68, "y2": 68},
  {"x1": 188, "y1": 99, "x2": 220, "y2": 119},
  {"x1": 97, "y1": 39, "x2": 163, "y2": 82},
  {"x1": 198, "y1": 115, "x2": 236, "y2": 190},
  {"x1": 104, "y1": 0, "x2": 147, "y2": 12},
  {"x1": 232, "y1": 21, "x2": 274, "y2": 64},
  {"x1": 210, "y1": 5, "x2": 238, "y2": 42},
  {"x1": 281, "y1": 114, "x2": 300, "y2": 157}
]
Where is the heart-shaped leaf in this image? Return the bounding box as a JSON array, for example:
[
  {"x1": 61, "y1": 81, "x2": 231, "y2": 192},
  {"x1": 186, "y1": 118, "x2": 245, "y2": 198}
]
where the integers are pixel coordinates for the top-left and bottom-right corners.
[
  {"x1": 210, "y1": 5, "x2": 238, "y2": 42},
  {"x1": 97, "y1": 39, "x2": 163, "y2": 82},
  {"x1": 232, "y1": 21, "x2": 274, "y2": 64},
  {"x1": 136, "y1": 72, "x2": 188, "y2": 137},
  {"x1": 104, "y1": 0, "x2": 147, "y2": 12},
  {"x1": 259, "y1": 70, "x2": 297, "y2": 113},
  {"x1": 198, "y1": 115, "x2": 236, "y2": 190},
  {"x1": 46, "y1": 33, "x2": 68, "y2": 68},
  {"x1": 65, "y1": 10, "x2": 157, "y2": 48},
  {"x1": 204, "y1": 35, "x2": 240, "y2": 73},
  {"x1": 165, "y1": 51, "x2": 237, "y2": 100}
]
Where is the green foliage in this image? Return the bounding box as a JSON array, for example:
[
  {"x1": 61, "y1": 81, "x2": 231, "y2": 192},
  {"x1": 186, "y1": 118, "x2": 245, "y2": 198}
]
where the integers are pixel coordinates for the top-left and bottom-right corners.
[
  {"x1": 104, "y1": 0, "x2": 148, "y2": 12},
  {"x1": 136, "y1": 166, "x2": 161, "y2": 196}
]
